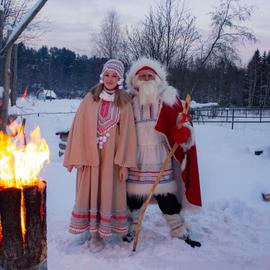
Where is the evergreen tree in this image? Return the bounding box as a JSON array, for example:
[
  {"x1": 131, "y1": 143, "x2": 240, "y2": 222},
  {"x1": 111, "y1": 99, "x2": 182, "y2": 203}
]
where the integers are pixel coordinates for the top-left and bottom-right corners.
[
  {"x1": 260, "y1": 51, "x2": 270, "y2": 107},
  {"x1": 15, "y1": 42, "x2": 268, "y2": 107},
  {"x1": 246, "y1": 49, "x2": 261, "y2": 106}
]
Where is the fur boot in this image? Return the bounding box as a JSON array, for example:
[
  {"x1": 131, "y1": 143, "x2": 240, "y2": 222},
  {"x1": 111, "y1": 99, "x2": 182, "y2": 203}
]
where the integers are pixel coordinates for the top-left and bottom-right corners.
[
  {"x1": 89, "y1": 233, "x2": 105, "y2": 253},
  {"x1": 123, "y1": 209, "x2": 141, "y2": 242},
  {"x1": 71, "y1": 230, "x2": 91, "y2": 246},
  {"x1": 164, "y1": 213, "x2": 188, "y2": 239}
]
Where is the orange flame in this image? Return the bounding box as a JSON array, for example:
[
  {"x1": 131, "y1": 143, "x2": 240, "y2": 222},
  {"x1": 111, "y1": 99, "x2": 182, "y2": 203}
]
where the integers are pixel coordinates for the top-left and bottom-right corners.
[
  {"x1": 21, "y1": 191, "x2": 26, "y2": 245},
  {"x1": 21, "y1": 87, "x2": 28, "y2": 99},
  {"x1": 0, "y1": 125, "x2": 50, "y2": 188}
]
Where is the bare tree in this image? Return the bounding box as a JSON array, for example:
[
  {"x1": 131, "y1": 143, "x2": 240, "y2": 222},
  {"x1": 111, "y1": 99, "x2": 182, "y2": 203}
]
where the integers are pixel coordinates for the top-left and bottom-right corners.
[
  {"x1": 93, "y1": 9, "x2": 124, "y2": 59},
  {"x1": 126, "y1": 0, "x2": 199, "y2": 67},
  {"x1": 0, "y1": 0, "x2": 47, "y2": 132},
  {"x1": 0, "y1": 0, "x2": 44, "y2": 45},
  {"x1": 199, "y1": 0, "x2": 256, "y2": 67},
  {"x1": 1, "y1": 0, "x2": 30, "y2": 27}
]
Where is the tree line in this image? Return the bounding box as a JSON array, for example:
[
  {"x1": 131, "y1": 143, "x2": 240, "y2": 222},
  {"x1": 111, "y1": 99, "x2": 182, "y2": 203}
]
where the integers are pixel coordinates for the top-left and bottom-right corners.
[
  {"x1": 16, "y1": 43, "x2": 270, "y2": 107},
  {"x1": 17, "y1": 43, "x2": 107, "y2": 98},
  {"x1": 12, "y1": 0, "x2": 269, "y2": 107}
]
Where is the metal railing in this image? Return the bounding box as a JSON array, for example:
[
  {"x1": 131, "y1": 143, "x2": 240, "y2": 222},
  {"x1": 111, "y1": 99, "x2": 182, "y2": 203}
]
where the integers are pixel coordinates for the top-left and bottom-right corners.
[
  {"x1": 191, "y1": 107, "x2": 270, "y2": 129},
  {"x1": 14, "y1": 107, "x2": 270, "y2": 130},
  {"x1": 16, "y1": 111, "x2": 76, "y2": 117}
]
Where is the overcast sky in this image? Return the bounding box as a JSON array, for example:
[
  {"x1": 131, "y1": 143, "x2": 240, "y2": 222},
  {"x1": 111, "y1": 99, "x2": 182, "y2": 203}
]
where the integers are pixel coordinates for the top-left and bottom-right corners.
[{"x1": 31, "y1": 0, "x2": 270, "y2": 65}]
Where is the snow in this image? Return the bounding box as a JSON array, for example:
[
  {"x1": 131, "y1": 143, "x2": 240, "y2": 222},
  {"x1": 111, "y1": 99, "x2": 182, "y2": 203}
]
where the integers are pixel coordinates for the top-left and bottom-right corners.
[
  {"x1": 190, "y1": 100, "x2": 219, "y2": 108},
  {"x1": 0, "y1": 4, "x2": 4, "y2": 12},
  {"x1": 7, "y1": 98, "x2": 270, "y2": 270},
  {"x1": 5, "y1": 25, "x2": 12, "y2": 32}
]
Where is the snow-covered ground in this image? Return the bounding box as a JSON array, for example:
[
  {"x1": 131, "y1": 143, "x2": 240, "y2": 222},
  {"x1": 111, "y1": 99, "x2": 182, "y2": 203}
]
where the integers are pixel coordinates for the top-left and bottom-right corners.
[{"x1": 9, "y1": 98, "x2": 270, "y2": 270}]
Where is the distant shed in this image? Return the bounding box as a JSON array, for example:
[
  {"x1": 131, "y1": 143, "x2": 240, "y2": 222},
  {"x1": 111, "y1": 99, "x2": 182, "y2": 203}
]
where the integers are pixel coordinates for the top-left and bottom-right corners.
[{"x1": 37, "y1": 89, "x2": 57, "y2": 100}]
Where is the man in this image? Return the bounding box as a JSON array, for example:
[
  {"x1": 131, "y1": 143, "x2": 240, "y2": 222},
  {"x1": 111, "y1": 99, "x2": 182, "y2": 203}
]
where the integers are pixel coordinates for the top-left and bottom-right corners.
[{"x1": 124, "y1": 57, "x2": 202, "y2": 248}]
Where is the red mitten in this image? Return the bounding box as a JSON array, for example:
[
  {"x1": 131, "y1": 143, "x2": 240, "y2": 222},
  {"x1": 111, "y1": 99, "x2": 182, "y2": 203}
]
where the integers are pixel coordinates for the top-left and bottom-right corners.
[
  {"x1": 173, "y1": 126, "x2": 191, "y2": 144},
  {"x1": 177, "y1": 113, "x2": 192, "y2": 125}
]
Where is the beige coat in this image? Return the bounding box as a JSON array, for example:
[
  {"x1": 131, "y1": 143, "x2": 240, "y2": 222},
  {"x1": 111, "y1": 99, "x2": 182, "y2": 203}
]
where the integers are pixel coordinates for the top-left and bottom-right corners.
[
  {"x1": 64, "y1": 92, "x2": 137, "y2": 238},
  {"x1": 64, "y1": 92, "x2": 137, "y2": 169}
]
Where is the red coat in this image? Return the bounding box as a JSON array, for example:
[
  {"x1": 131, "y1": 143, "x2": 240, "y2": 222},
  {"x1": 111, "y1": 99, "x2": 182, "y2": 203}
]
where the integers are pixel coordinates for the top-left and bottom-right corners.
[{"x1": 155, "y1": 97, "x2": 202, "y2": 207}]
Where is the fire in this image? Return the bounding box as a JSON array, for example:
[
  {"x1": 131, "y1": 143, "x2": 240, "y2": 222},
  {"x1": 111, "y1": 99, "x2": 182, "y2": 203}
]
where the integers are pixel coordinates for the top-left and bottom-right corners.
[
  {"x1": 0, "y1": 123, "x2": 49, "y2": 244},
  {"x1": 0, "y1": 124, "x2": 50, "y2": 188},
  {"x1": 21, "y1": 87, "x2": 28, "y2": 99},
  {"x1": 21, "y1": 191, "x2": 26, "y2": 245}
]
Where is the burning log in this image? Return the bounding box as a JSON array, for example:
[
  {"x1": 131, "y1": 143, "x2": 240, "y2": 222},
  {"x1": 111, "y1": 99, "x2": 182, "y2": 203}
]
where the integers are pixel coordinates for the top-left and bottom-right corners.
[
  {"x1": 0, "y1": 123, "x2": 50, "y2": 269},
  {"x1": 0, "y1": 181, "x2": 47, "y2": 269},
  {"x1": 0, "y1": 188, "x2": 23, "y2": 259}
]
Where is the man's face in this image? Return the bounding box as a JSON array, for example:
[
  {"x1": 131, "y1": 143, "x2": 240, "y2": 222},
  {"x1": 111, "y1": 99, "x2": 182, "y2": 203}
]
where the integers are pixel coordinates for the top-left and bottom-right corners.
[
  {"x1": 134, "y1": 70, "x2": 159, "y2": 106},
  {"x1": 137, "y1": 71, "x2": 155, "y2": 82}
]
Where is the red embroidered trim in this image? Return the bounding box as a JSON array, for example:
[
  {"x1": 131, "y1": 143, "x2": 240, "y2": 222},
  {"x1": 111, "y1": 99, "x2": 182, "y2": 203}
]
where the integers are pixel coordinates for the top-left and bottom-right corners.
[{"x1": 97, "y1": 100, "x2": 120, "y2": 135}]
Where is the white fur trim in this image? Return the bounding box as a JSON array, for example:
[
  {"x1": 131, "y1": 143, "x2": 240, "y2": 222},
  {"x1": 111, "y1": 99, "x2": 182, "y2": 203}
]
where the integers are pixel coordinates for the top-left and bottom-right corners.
[
  {"x1": 126, "y1": 57, "x2": 167, "y2": 91},
  {"x1": 180, "y1": 155, "x2": 187, "y2": 172},
  {"x1": 99, "y1": 90, "x2": 115, "y2": 102},
  {"x1": 164, "y1": 214, "x2": 188, "y2": 239},
  {"x1": 127, "y1": 181, "x2": 177, "y2": 197},
  {"x1": 159, "y1": 85, "x2": 178, "y2": 106}
]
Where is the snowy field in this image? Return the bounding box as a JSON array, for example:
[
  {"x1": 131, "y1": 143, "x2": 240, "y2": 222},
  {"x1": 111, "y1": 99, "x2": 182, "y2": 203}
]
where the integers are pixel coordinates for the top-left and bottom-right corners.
[{"x1": 9, "y1": 98, "x2": 270, "y2": 270}]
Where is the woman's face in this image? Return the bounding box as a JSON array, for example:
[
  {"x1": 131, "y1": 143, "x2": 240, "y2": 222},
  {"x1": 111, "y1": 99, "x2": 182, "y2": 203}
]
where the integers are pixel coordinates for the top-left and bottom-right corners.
[{"x1": 103, "y1": 70, "x2": 119, "y2": 90}]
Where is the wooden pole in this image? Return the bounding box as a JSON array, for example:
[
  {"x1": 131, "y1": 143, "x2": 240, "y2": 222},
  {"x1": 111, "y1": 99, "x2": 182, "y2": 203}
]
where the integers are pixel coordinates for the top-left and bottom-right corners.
[
  {"x1": 0, "y1": 63, "x2": 3, "y2": 131},
  {"x1": 10, "y1": 44, "x2": 18, "y2": 106},
  {"x1": 0, "y1": 8, "x2": 5, "y2": 132},
  {"x1": 1, "y1": 46, "x2": 12, "y2": 132},
  {"x1": 0, "y1": 8, "x2": 4, "y2": 46},
  {"x1": 132, "y1": 95, "x2": 191, "y2": 252}
]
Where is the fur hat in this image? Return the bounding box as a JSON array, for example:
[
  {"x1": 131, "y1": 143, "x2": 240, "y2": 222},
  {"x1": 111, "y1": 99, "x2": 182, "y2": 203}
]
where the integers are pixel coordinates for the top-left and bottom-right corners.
[
  {"x1": 100, "y1": 59, "x2": 125, "y2": 89},
  {"x1": 126, "y1": 57, "x2": 167, "y2": 91},
  {"x1": 126, "y1": 57, "x2": 179, "y2": 106}
]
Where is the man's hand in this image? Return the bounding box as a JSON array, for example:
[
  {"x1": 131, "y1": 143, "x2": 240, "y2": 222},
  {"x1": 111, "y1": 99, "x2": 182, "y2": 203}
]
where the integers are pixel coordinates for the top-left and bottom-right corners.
[
  {"x1": 177, "y1": 112, "x2": 192, "y2": 126},
  {"x1": 119, "y1": 167, "x2": 128, "y2": 182},
  {"x1": 173, "y1": 126, "x2": 191, "y2": 144}
]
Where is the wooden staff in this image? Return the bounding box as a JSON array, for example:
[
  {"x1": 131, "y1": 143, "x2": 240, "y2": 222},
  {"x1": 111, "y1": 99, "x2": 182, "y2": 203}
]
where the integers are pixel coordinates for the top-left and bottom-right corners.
[{"x1": 132, "y1": 94, "x2": 191, "y2": 252}]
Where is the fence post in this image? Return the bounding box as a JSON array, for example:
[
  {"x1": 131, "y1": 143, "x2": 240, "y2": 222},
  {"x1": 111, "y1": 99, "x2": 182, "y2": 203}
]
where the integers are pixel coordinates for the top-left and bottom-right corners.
[
  {"x1": 259, "y1": 107, "x2": 262, "y2": 122},
  {"x1": 231, "y1": 109, "x2": 235, "y2": 130},
  {"x1": 226, "y1": 108, "x2": 229, "y2": 122}
]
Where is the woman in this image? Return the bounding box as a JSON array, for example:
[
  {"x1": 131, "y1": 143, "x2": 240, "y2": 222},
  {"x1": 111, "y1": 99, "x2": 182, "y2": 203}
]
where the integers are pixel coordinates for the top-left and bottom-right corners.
[{"x1": 64, "y1": 59, "x2": 137, "y2": 250}]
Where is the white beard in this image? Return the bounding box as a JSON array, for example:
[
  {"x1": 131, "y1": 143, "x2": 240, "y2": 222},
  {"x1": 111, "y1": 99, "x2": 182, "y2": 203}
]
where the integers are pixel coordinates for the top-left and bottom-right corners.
[{"x1": 135, "y1": 80, "x2": 160, "y2": 106}]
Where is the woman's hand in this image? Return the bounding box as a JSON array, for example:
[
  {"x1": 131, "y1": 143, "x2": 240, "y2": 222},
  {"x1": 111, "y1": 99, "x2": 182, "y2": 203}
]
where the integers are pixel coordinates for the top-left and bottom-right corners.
[{"x1": 119, "y1": 167, "x2": 128, "y2": 182}]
